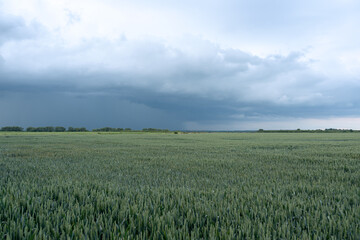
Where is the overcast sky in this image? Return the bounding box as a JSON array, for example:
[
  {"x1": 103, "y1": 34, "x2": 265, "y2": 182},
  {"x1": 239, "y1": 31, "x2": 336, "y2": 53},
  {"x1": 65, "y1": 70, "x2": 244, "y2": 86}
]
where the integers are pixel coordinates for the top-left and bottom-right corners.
[{"x1": 1, "y1": 0, "x2": 360, "y2": 130}]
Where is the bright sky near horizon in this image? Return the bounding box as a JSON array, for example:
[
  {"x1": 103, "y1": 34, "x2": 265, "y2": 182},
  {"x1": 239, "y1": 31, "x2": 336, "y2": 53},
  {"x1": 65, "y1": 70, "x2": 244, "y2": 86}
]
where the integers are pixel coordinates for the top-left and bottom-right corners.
[{"x1": 1, "y1": 0, "x2": 360, "y2": 130}]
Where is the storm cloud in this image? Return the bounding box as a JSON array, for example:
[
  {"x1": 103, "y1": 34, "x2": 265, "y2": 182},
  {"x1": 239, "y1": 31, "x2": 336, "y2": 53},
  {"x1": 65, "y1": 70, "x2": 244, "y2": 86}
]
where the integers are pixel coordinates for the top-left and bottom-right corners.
[{"x1": 1, "y1": 0, "x2": 360, "y2": 129}]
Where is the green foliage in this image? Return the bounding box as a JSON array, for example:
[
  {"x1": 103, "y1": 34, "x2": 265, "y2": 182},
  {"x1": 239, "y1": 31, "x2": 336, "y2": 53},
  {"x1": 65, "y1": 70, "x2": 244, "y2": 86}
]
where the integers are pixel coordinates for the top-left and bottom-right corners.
[
  {"x1": 67, "y1": 127, "x2": 88, "y2": 132},
  {"x1": 258, "y1": 128, "x2": 359, "y2": 133},
  {"x1": 92, "y1": 127, "x2": 170, "y2": 133},
  {"x1": 142, "y1": 128, "x2": 170, "y2": 132},
  {"x1": 0, "y1": 132, "x2": 359, "y2": 239},
  {"x1": 0, "y1": 126, "x2": 23, "y2": 131},
  {"x1": 26, "y1": 126, "x2": 66, "y2": 132},
  {"x1": 26, "y1": 126, "x2": 55, "y2": 132},
  {"x1": 93, "y1": 127, "x2": 124, "y2": 132},
  {"x1": 26, "y1": 127, "x2": 36, "y2": 132},
  {"x1": 55, "y1": 126, "x2": 66, "y2": 132}
]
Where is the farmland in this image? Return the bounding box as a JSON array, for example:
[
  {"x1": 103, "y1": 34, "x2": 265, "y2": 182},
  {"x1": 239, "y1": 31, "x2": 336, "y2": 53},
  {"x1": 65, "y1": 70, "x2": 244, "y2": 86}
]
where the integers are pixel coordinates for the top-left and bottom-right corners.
[{"x1": 0, "y1": 132, "x2": 359, "y2": 239}]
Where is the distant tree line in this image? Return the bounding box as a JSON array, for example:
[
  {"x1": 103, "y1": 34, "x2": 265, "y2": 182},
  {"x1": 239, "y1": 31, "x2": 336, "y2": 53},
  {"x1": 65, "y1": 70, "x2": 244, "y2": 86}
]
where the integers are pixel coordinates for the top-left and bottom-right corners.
[
  {"x1": 0, "y1": 126, "x2": 88, "y2": 132},
  {"x1": 93, "y1": 127, "x2": 170, "y2": 132},
  {"x1": 1, "y1": 126, "x2": 358, "y2": 133},
  {"x1": 26, "y1": 126, "x2": 66, "y2": 132},
  {"x1": 142, "y1": 128, "x2": 170, "y2": 132},
  {"x1": 0, "y1": 126, "x2": 24, "y2": 132},
  {"x1": 93, "y1": 127, "x2": 128, "y2": 132},
  {"x1": 26, "y1": 126, "x2": 88, "y2": 132},
  {"x1": 0, "y1": 126, "x2": 134, "y2": 132},
  {"x1": 67, "y1": 127, "x2": 88, "y2": 132},
  {"x1": 257, "y1": 128, "x2": 358, "y2": 133}
]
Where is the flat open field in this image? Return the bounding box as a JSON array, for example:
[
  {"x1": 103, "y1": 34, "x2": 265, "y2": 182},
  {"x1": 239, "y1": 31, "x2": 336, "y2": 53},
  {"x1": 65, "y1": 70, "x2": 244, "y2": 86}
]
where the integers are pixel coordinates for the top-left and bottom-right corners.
[{"x1": 1, "y1": 132, "x2": 359, "y2": 239}]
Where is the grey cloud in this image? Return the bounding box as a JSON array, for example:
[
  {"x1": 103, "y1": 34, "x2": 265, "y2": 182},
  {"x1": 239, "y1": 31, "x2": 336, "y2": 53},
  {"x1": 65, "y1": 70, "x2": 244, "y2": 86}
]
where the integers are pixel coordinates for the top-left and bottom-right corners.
[
  {"x1": 1, "y1": 1, "x2": 360, "y2": 129},
  {"x1": 0, "y1": 90, "x2": 181, "y2": 130},
  {"x1": 1, "y1": 38, "x2": 318, "y2": 105},
  {"x1": 0, "y1": 55, "x2": 4, "y2": 68},
  {"x1": 1, "y1": 30, "x2": 360, "y2": 129},
  {"x1": 0, "y1": 13, "x2": 42, "y2": 45},
  {"x1": 1, "y1": 66, "x2": 358, "y2": 130}
]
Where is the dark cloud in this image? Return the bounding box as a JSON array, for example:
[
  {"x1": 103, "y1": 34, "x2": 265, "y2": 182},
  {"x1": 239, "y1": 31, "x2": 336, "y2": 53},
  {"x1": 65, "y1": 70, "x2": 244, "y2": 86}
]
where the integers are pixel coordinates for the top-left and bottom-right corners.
[
  {"x1": 1, "y1": 65, "x2": 359, "y2": 130},
  {"x1": 0, "y1": 90, "x2": 180, "y2": 130}
]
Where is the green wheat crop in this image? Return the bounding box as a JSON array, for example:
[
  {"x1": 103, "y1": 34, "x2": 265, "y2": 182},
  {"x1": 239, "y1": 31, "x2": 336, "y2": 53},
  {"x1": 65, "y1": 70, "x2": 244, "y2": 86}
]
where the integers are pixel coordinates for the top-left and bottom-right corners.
[{"x1": 0, "y1": 132, "x2": 359, "y2": 239}]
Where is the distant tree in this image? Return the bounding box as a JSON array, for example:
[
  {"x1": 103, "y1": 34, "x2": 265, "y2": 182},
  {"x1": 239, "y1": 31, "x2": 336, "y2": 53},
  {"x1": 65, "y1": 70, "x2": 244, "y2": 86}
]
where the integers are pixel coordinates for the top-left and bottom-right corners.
[
  {"x1": 68, "y1": 127, "x2": 88, "y2": 132},
  {"x1": 35, "y1": 127, "x2": 46, "y2": 132},
  {"x1": 142, "y1": 128, "x2": 170, "y2": 132},
  {"x1": 55, "y1": 126, "x2": 66, "y2": 132},
  {"x1": 125, "y1": 128, "x2": 132, "y2": 131},
  {"x1": 1, "y1": 126, "x2": 23, "y2": 131},
  {"x1": 26, "y1": 127, "x2": 36, "y2": 132},
  {"x1": 77, "y1": 127, "x2": 88, "y2": 132},
  {"x1": 258, "y1": 129, "x2": 264, "y2": 132},
  {"x1": 93, "y1": 127, "x2": 124, "y2": 132},
  {"x1": 44, "y1": 126, "x2": 55, "y2": 132}
]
